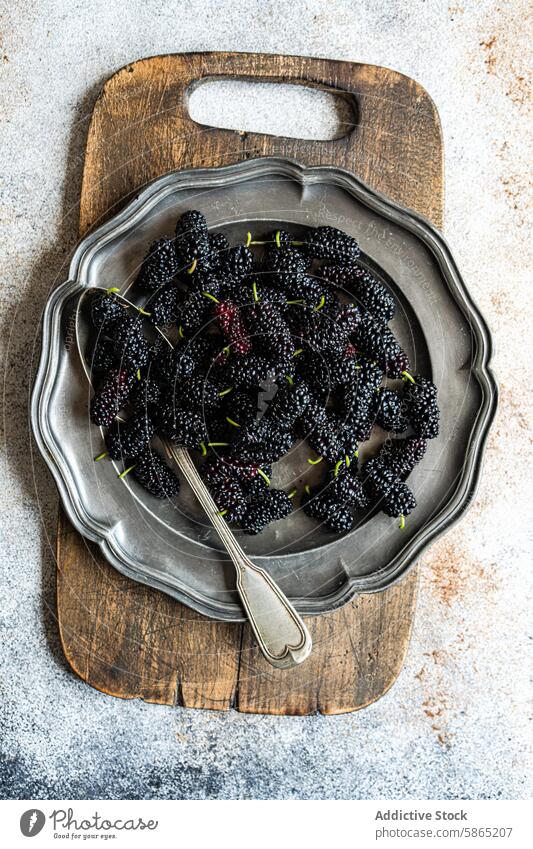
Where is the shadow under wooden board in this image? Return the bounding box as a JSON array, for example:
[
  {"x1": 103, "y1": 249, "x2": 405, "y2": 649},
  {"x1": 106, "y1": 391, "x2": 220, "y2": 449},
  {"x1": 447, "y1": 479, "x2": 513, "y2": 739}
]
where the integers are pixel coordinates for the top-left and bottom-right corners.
[{"x1": 56, "y1": 52, "x2": 443, "y2": 715}]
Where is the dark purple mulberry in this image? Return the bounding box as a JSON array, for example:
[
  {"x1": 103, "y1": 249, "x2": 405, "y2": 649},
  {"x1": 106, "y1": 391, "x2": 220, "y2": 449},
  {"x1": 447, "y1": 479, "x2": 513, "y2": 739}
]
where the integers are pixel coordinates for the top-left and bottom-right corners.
[
  {"x1": 320, "y1": 265, "x2": 395, "y2": 323},
  {"x1": 136, "y1": 238, "x2": 179, "y2": 291},
  {"x1": 305, "y1": 226, "x2": 360, "y2": 264},
  {"x1": 133, "y1": 449, "x2": 180, "y2": 498},
  {"x1": 405, "y1": 376, "x2": 440, "y2": 439},
  {"x1": 105, "y1": 410, "x2": 154, "y2": 460},
  {"x1": 353, "y1": 312, "x2": 410, "y2": 378},
  {"x1": 90, "y1": 369, "x2": 136, "y2": 427}
]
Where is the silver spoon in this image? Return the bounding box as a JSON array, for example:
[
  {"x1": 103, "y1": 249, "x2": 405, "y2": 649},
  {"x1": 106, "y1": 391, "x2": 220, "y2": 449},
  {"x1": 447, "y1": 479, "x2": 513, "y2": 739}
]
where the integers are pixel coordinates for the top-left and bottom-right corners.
[{"x1": 76, "y1": 286, "x2": 312, "y2": 669}]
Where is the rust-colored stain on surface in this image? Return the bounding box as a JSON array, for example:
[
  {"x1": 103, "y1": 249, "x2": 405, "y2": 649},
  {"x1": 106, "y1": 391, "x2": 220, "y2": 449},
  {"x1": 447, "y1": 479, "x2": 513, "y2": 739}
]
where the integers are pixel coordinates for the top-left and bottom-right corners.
[
  {"x1": 491, "y1": 385, "x2": 531, "y2": 439},
  {"x1": 422, "y1": 536, "x2": 487, "y2": 606},
  {"x1": 478, "y1": 4, "x2": 532, "y2": 110},
  {"x1": 448, "y1": 5, "x2": 464, "y2": 19},
  {"x1": 422, "y1": 531, "x2": 497, "y2": 608}
]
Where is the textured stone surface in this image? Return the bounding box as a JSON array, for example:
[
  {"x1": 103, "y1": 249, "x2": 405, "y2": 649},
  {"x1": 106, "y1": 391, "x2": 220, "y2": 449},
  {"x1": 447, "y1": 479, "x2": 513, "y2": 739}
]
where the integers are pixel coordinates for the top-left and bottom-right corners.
[{"x1": 0, "y1": 0, "x2": 531, "y2": 799}]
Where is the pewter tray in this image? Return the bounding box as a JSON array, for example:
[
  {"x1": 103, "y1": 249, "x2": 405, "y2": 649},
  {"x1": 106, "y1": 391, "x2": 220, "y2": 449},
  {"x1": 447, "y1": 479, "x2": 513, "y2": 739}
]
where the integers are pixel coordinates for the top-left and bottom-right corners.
[{"x1": 31, "y1": 158, "x2": 497, "y2": 620}]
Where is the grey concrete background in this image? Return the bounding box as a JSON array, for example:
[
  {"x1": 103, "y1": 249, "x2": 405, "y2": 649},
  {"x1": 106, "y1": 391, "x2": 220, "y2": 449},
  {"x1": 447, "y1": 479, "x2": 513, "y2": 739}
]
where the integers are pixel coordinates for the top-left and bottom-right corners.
[{"x1": 1, "y1": 0, "x2": 531, "y2": 799}]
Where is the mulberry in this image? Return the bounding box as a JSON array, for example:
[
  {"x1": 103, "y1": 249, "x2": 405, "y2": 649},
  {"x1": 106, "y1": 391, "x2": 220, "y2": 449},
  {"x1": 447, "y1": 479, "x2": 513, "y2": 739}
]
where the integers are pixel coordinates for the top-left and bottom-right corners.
[
  {"x1": 382, "y1": 481, "x2": 417, "y2": 518},
  {"x1": 152, "y1": 345, "x2": 195, "y2": 386},
  {"x1": 133, "y1": 449, "x2": 180, "y2": 498},
  {"x1": 136, "y1": 238, "x2": 178, "y2": 291},
  {"x1": 268, "y1": 489, "x2": 293, "y2": 520},
  {"x1": 208, "y1": 232, "x2": 229, "y2": 270},
  {"x1": 111, "y1": 314, "x2": 150, "y2": 371},
  {"x1": 91, "y1": 291, "x2": 124, "y2": 330},
  {"x1": 286, "y1": 275, "x2": 329, "y2": 307},
  {"x1": 222, "y1": 391, "x2": 258, "y2": 430},
  {"x1": 382, "y1": 437, "x2": 427, "y2": 479},
  {"x1": 341, "y1": 365, "x2": 381, "y2": 442},
  {"x1": 241, "y1": 489, "x2": 293, "y2": 534},
  {"x1": 176, "y1": 376, "x2": 220, "y2": 410},
  {"x1": 375, "y1": 388, "x2": 408, "y2": 432},
  {"x1": 336, "y1": 303, "x2": 361, "y2": 335},
  {"x1": 304, "y1": 312, "x2": 349, "y2": 354},
  {"x1": 226, "y1": 354, "x2": 271, "y2": 390},
  {"x1": 406, "y1": 376, "x2": 440, "y2": 439},
  {"x1": 305, "y1": 226, "x2": 360, "y2": 264},
  {"x1": 215, "y1": 301, "x2": 251, "y2": 355},
  {"x1": 223, "y1": 245, "x2": 253, "y2": 278},
  {"x1": 175, "y1": 210, "x2": 210, "y2": 269},
  {"x1": 90, "y1": 368, "x2": 135, "y2": 427},
  {"x1": 320, "y1": 265, "x2": 395, "y2": 323},
  {"x1": 265, "y1": 382, "x2": 310, "y2": 430},
  {"x1": 303, "y1": 491, "x2": 354, "y2": 533},
  {"x1": 327, "y1": 467, "x2": 368, "y2": 509},
  {"x1": 353, "y1": 312, "x2": 410, "y2": 378},
  {"x1": 89, "y1": 338, "x2": 115, "y2": 374},
  {"x1": 133, "y1": 377, "x2": 161, "y2": 410},
  {"x1": 105, "y1": 410, "x2": 154, "y2": 460},
  {"x1": 158, "y1": 400, "x2": 207, "y2": 447},
  {"x1": 175, "y1": 291, "x2": 212, "y2": 333},
  {"x1": 148, "y1": 284, "x2": 182, "y2": 327},
  {"x1": 230, "y1": 428, "x2": 294, "y2": 464},
  {"x1": 308, "y1": 420, "x2": 345, "y2": 463},
  {"x1": 297, "y1": 393, "x2": 328, "y2": 434},
  {"x1": 362, "y1": 460, "x2": 416, "y2": 518},
  {"x1": 210, "y1": 478, "x2": 247, "y2": 523}
]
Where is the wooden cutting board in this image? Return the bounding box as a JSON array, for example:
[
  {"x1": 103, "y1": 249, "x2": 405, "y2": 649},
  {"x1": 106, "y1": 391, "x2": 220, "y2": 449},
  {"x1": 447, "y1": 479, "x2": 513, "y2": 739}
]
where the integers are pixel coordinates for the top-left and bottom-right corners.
[{"x1": 56, "y1": 52, "x2": 443, "y2": 714}]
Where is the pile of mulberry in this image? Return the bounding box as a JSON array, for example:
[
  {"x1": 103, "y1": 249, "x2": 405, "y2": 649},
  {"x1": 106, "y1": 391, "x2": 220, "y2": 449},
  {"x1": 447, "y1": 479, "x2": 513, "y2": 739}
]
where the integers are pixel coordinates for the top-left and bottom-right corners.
[{"x1": 88, "y1": 210, "x2": 441, "y2": 530}]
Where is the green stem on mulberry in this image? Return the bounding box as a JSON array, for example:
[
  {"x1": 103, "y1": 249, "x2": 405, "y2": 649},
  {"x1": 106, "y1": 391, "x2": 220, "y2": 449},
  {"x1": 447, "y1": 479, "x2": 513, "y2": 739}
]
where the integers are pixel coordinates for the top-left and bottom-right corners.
[
  {"x1": 307, "y1": 455, "x2": 323, "y2": 465},
  {"x1": 314, "y1": 295, "x2": 326, "y2": 312},
  {"x1": 198, "y1": 441, "x2": 207, "y2": 456},
  {"x1": 293, "y1": 348, "x2": 304, "y2": 357},
  {"x1": 217, "y1": 509, "x2": 228, "y2": 517},
  {"x1": 304, "y1": 484, "x2": 312, "y2": 496},
  {"x1": 118, "y1": 464, "x2": 136, "y2": 479},
  {"x1": 401, "y1": 371, "x2": 416, "y2": 384},
  {"x1": 285, "y1": 374, "x2": 294, "y2": 386},
  {"x1": 245, "y1": 231, "x2": 252, "y2": 247},
  {"x1": 226, "y1": 416, "x2": 241, "y2": 428},
  {"x1": 286, "y1": 299, "x2": 305, "y2": 306},
  {"x1": 106, "y1": 287, "x2": 120, "y2": 294},
  {"x1": 203, "y1": 291, "x2": 220, "y2": 303},
  {"x1": 257, "y1": 468, "x2": 271, "y2": 486},
  {"x1": 208, "y1": 442, "x2": 229, "y2": 447},
  {"x1": 178, "y1": 325, "x2": 185, "y2": 339},
  {"x1": 94, "y1": 451, "x2": 108, "y2": 462},
  {"x1": 136, "y1": 369, "x2": 141, "y2": 380},
  {"x1": 252, "y1": 281, "x2": 260, "y2": 302},
  {"x1": 345, "y1": 454, "x2": 351, "y2": 468},
  {"x1": 222, "y1": 346, "x2": 230, "y2": 357},
  {"x1": 187, "y1": 259, "x2": 197, "y2": 274},
  {"x1": 288, "y1": 488, "x2": 297, "y2": 499},
  {"x1": 136, "y1": 306, "x2": 151, "y2": 316},
  {"x1": 218, "y1": 386, "x2": 233, "y2": 397},
  {"x1": 399, "y1": 515, "x2": 406, "y2": 530},
  {"x1": 333, "y1": 459, "x2": 343, "y2": 477}
]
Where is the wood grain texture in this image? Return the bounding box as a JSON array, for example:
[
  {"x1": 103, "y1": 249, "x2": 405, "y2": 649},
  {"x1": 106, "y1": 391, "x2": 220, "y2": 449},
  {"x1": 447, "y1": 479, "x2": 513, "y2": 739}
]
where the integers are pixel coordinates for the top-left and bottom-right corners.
[{"x1": 57, "y1": 51, "x2": 443, "y2": 714}]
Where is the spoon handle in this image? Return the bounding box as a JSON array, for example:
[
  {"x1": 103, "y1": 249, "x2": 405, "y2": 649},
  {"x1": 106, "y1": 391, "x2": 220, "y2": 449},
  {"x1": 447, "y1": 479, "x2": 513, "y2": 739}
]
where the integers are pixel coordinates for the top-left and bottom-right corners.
[{"x1": 167, "y1": 445, "x2": 312, "y2": 669}]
